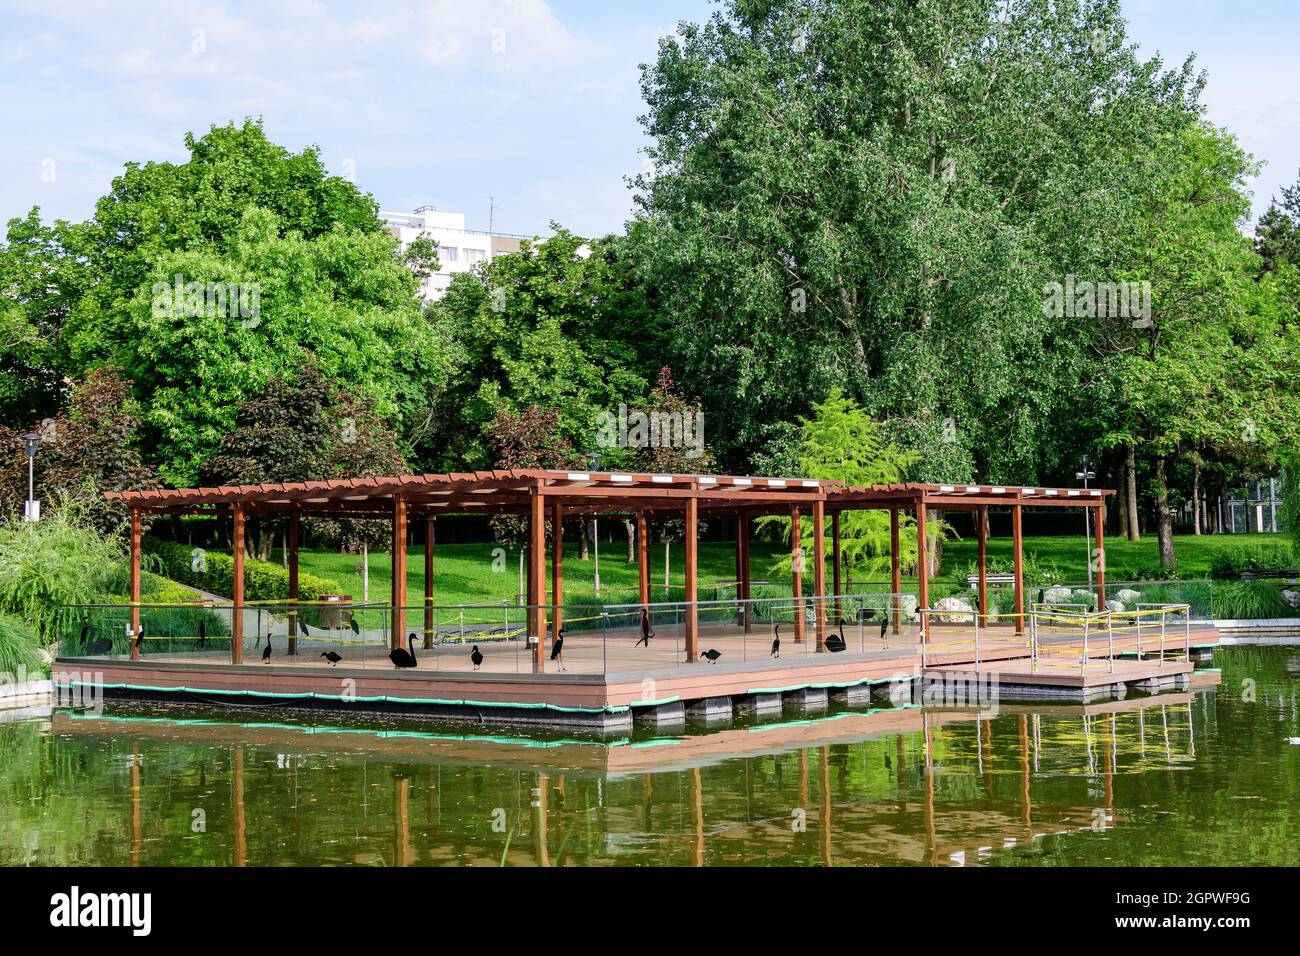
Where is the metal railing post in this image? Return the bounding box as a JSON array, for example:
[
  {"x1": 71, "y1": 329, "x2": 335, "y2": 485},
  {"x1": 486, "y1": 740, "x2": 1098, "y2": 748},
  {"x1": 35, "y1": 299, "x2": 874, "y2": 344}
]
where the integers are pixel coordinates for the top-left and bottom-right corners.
[
  {"x1": 1159, "y1": 609, "x2": 1166, "y2": 667},
  {"x1": 974, "y1": 608, "x2": 980, "y2": 670},
  {"x1": 1081, "y1": 614, "x2": 1089, "y2": 677},
  {"x1": 1106, "y1": 611, "x2": 1114, "y2": 674},
  {"x1": 1030, "y1": 607, "x2": 1038, "y2": 673}
]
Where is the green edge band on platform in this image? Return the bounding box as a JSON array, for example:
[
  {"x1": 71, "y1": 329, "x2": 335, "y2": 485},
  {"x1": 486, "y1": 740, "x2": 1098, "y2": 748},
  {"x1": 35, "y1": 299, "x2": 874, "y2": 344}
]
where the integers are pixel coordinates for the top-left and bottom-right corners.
[
  {"x1": 56, "y1": 681, "x2": 632, "y2": 716},
  {"x1": 746, "y1": 673, "x2": 916, "y2": 696}
]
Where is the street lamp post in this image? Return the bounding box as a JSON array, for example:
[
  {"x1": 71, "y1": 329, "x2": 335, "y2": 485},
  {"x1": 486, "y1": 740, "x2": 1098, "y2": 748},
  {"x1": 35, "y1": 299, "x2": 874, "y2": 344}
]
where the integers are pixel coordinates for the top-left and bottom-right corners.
[
  {"x1": 21, "y1": 433, "x2": 41, "y2": 522},
  {"x1": 1076, "y1": 454, "x2": 1097, "y2": 595}
]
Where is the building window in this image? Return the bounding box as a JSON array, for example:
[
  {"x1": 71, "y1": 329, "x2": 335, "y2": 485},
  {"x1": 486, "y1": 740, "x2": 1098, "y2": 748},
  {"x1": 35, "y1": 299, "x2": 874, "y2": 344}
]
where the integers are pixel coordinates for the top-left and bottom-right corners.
[{"x1": 442, "y1": 246, "x2": 459, "y2": 263}]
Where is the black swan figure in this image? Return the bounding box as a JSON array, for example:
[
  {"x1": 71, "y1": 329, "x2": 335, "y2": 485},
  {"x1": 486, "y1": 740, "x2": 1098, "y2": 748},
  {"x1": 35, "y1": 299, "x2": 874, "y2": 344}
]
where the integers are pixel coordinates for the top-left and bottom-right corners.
[
  {"x1": 389, "y1": 632, "x2": 418, "y2": 669},
  {"x1": 262, "y1": 633, "x2": 273, "y2": 663},
  {"x1": 470, "y1": 645, "x2": 484, "y2": 670},
  {"x1": 770, "y1": 623, "x2": 781, "y2": 658},
  {"x1": 825, "y1": 621, "x2": 847, "y2": 653}
]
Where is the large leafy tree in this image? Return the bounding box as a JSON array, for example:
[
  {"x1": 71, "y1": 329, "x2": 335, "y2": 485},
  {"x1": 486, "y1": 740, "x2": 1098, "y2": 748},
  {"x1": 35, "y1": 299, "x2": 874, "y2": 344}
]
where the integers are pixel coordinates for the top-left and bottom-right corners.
[
  {"x1": 426, "y1": 229, "x2": 667, "y2": 468},
  {"x1": 633, "y1": 0, "x2": 1202, "y2": 482}
]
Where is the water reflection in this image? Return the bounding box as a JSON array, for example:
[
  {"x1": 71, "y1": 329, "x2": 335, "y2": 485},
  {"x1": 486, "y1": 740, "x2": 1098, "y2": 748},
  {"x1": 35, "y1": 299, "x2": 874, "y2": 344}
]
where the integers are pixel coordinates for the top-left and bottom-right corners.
[{"x1": 2, "y1": 651, "x2": 1298, "y2": 866}]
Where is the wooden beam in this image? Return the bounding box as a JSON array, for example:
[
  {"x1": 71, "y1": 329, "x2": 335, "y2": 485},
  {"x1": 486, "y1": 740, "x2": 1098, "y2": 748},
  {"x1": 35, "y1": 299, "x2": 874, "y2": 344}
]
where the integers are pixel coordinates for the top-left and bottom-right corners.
[
  {"x1": 813, "y1": 500, "x2": 826, "y2": 652},
  {"x1": 831, "y1": 511, "x2": 842, "y2": 623},
  {"x1": 916, "y1": 499, "x2": 928, "y2": 641},
  {"x1": 739, "y1": 516, "x2": 752, "y2": 633},
  {"x1": 890, "y1": 509, "x2": 901, "y2": 635},
  {"x1": 636, "y1": 511, "x2": 650, "y2": 606},
  {"x1": 1012, "y1": 503, "x2": 1025, "y2": 635},
  {"x1": 791, "y1": 505, "x2": 804, "y2": 644},
  {"x1": 1094, "y1": 504, "x2": 1107, "y2": 611},
  {"x1": 684, "y1": 496, "x2": 699, "y2": 660},
  {"x1": 288, "y1": 513, "x2": 300, "y2": 655},
  {"x1": 129, "y1": 509, "x2": 141, "y2": 661},
  {"x1": 976, "y1": 505, "x2": 987, "y2": 628},
  {"x1": 529, "y1": 486, "x2": 546, "y2": 672},
  {"x1": 231, "y1": 505, "x2": 245, "y2": 665},
  {"x1": 423, "y1": 517, "x2": 435, "y2": 649},
  {"x1": 551, "y1": 500, "x2": 564, "y2": 640},
  {"x1": 391, "y1": 496, "x2": 407, "y2": 650}
]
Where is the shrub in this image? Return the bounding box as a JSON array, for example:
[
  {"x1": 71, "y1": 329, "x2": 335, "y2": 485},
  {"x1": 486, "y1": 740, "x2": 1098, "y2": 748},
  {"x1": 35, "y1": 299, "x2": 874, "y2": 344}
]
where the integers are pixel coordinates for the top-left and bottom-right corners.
[
  {"x1": 142, "y1": 538, "x2": 343, "y2": 601},
  {"x1": 1208, "y1": 543, "x2": 1296, "y2": 579},
  {"x1": 0, "y1": 612, "x2": 42, "y2": 678},
  {"x1": 1210, "y1": 580, "x2": 1296, "y2": 619}
]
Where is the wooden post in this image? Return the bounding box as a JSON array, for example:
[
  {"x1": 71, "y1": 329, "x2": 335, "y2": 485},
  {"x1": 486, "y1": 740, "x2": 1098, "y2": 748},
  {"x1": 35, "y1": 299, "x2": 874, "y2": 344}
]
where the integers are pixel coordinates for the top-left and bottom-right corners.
[
  {"x1": 287, "y1": 512, "x2": 300, "y2": 655},
  {"x1": 684, "y1": 495, "x2": 699, "y2": 660},
  {"x1": 916, "y1": 499, "x2": 929, "y2": 640},
  {"x1": 813, "y1": 499, "x2": 827, "y2": 652},
  {"x1": 1094, "y1": 503, "x2": 1106, "y2": 611},
  {"x1": 391, "y1": 497, "x2": 407, "y2": 650},
  {"x1": 423, "y1": 517, "x2": 435, "y2": 649},
  {"x1": 739, "y1": 516, "x2": 752, "y2": 633},
  {"x1": 232, "y1": 505, "x2": 245, "y2": 665},
  {"x1": 831, "y1": 512, "x2": 842, "y2": 623},
  {"x1": 551, "y1": 500, "x2": 564, "y2": 640},
  {"x1": 529, "y1": 485, "x2": 546, "y2": 672},
  {"x1": 129, "y1": 508, "x2": 141, "y2": 661},
  {"x1": 1012, "y1": 502, "x2": 1025, "y2": 635},
  {"x1": 976, "y1": 505, "x2": 988, "y2": 627},
  {"x1": 636, "y1": 511, "x2": 650, "y2": 606},
  {"x1": 890, "y1": 508, "x2": 901, "y2": 635},
  {"x1": 791, "y1": 505, "x2": 804, "y2": 643}
]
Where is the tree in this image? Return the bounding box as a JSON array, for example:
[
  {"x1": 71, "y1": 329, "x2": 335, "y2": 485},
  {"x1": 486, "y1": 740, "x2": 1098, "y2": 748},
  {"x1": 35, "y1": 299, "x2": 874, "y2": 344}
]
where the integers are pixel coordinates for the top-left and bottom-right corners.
[
  {"x1": 426, "y1": 229, "x2": 667, "y2": 469},
  {"x1": 0, "y1": 366, "x2": 159, "y2": 533},
  {"x1": 759, "y1": 389, "x2": 919, "y2": 591},
  {"x1": 633, "y1": 0, "x2": 1202, "y2": 482}
]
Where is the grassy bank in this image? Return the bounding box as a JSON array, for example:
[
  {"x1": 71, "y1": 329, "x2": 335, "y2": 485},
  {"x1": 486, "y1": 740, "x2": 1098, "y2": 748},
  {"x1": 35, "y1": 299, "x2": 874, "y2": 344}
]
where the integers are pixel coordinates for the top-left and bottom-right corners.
[{"x1": 270, "y1": 532, "x2": 1289, "y2": 607}]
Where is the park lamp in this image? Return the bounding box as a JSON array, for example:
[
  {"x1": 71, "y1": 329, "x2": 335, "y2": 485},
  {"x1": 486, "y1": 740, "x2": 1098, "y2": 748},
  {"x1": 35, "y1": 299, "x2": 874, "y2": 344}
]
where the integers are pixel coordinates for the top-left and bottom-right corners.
[
  {"x1": 21, "y1": 432, "x2": 41, "y2": 522},
  {"x1": 1075, "y1": 453, "x2": 1097, "y2": 592}
]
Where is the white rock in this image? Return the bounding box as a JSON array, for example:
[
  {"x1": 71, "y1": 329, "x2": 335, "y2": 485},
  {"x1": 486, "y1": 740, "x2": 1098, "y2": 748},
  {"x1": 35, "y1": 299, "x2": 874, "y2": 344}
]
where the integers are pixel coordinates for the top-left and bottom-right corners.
[
  {"x1": 1283, "y1": 590, "x2": 1300, "y2": 609},
  {"x1": 900, "y1": 594, "x2": 919, "y2": 622},
  {"x1": 1117, "y1": 588, "x2": 1142, "y2": 604},
  {"x1": 933, "y1": 596, "x2": 975, "y2": 623},
  {"x1": 1043, "y1": 586, "x2": 1074, "y2": 606},
  {"x1": 1106, "y1": 600, "x2": 1125, "y2": 614}
]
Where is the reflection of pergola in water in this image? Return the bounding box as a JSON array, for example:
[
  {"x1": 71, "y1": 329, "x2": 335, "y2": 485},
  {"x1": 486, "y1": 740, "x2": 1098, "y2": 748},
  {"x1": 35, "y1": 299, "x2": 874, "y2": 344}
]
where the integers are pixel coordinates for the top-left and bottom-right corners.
[
  {"x1": 107, "y1": 470, "x2": 1112, "y2": 669},
  {"x1": 66, "y1": 687, "x2": 1200, "y2": 867}
]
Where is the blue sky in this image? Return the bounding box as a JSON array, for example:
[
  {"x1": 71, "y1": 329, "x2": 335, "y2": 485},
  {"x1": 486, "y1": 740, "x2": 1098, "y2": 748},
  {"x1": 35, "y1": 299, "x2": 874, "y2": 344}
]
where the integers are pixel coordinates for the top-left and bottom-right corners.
[{"x1": 1, "y1": 0, "x2": 1297, "y2": 238}]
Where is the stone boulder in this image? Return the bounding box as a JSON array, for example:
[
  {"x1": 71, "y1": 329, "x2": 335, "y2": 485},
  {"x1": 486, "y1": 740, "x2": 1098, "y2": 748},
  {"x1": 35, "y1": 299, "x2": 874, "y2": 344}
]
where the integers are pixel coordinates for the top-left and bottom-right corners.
[
  {"x1": 1283, "y1": 590, "x2": 1300, "y2": 609},
  {"x1": 1116, "y1": 588, "x2": 1142, "y2": 605},
  {"x1": 1043, "y1": 586, "x2": 1074, "y2": 606},
  {"x1": 932, "y1": 596, "x2": 976, "y2": 623}
]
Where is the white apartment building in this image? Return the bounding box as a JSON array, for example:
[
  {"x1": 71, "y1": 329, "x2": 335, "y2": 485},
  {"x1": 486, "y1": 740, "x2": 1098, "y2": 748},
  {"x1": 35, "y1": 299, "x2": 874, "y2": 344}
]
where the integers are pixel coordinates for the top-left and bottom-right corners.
[{"x1": 381, "y1": 206, "x2": 525, "y2": 300}]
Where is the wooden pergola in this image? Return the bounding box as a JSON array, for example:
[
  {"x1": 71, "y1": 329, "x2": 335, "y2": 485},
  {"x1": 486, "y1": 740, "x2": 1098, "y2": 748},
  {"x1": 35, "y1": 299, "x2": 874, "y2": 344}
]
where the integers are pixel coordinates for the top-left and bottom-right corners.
[{"x1": 106, "y1": 471, "x2": 1113, "y2": 671}]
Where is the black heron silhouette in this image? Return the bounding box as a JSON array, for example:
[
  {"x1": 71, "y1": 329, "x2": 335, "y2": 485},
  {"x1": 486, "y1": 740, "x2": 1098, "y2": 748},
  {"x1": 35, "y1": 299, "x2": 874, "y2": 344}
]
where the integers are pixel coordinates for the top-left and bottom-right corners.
[
  {"x1": 636, "y1": 608, "x2": 655, "y2": 647},
  {"x1": 550, "y1": 628, "x2": 566, "y2": 671},
  {"x1": 350, "y1": 618, "x2": 361, "y2": 639},
  {"x1": 470, "y1": 645, "x2": 484, "y2": 670},
  {"x1": 320, "y1": 650, "x2": 343, "y2": 666},
  {"x1": 81, "y1": 625, "x2": 112, "y2": 656},
  {"x1": 389, "y1": 633, "x2": 418, "y2": 669},
  {"x1": 196, "y1": 618, "x2": 207, "y2": 650},
  {"x1": 879, "y1": 616, "x2": 889, "y2": 642},
  {"x1": 699, "y1": 648, "x2": 722, "y2": 664},
  {"x1": 262, "y1": 633, "x2": 273, "y2": 663},
  {"x1": 770, "y1": 623, "x2": 781, "y2": 658},
  {"x1": 825, "y1": 621, "x2": 847, "y2": 653},
  {"x1": 133, "y1": 626, "x2": 144, "y2": 656}
]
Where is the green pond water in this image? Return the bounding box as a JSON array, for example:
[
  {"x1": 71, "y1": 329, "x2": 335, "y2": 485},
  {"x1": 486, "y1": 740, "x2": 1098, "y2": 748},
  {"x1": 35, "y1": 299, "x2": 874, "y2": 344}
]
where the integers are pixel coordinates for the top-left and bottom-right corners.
[{"x1": 2, "y1": 644, "x2": 1298, "y2": 866}]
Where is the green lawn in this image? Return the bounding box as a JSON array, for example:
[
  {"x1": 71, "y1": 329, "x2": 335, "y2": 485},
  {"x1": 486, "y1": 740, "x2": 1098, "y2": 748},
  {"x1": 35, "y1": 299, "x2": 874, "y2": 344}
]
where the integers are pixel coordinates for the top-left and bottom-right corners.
[{"x1": 275, "y1": 531, "x2": 1288, "y2": 607}]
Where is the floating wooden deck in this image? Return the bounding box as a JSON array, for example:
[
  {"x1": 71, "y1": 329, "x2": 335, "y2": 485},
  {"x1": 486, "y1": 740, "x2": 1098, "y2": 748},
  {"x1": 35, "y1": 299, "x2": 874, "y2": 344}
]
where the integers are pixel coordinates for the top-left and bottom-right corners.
[{"x1": 53, "y1": 617, "x2": 1219, "y2": 728}]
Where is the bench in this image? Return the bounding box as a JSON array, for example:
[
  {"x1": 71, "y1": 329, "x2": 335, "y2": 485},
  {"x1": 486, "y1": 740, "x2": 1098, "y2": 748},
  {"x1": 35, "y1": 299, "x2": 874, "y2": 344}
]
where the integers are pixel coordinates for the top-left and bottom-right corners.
[{"x1": 966, "y1": 572, "x2": 1016, "y2": 588}]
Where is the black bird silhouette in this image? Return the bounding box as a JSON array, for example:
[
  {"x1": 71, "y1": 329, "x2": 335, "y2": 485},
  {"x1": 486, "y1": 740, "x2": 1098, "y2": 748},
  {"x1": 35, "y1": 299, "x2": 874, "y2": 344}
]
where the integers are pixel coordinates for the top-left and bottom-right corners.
[
  {"x1": 879, "y1": 616, "x2": 889, "y2": 642},
  {"x1": 389, "y1": 633, "x2": 418, "y2": 669},
  {"x1": 884, "y1": 754, "x2": 892, "y2": 770},
  {"x1": 133, "y1": 626, "x2": 144, "y2": 656},
  {"x1": 299, "y1": 621, "x2": 312, "y2": 637},
  {"x1": 770, "y1": 623, "x2": 781, "y2": 658},
  {"x1": 550, "y1": 628, "x2": 566, "y2": 671},
  {"x1": 320, "y1": 650, "x2": 343, "y2": 666},
  {"x1": 196, "y1": 618, "x2": 207, "y2": 650},
  {"x1": 825, "y1": 621, "x2": 847, "y2": 653},
  {"x1": 350, "y1": 618, "x2": 361, "y2": 638},
  {"x1": 700, "y1": 648, "x2": 722, "y2": 664},
  {"x1": 636, "y1": 607, "x2": 655, "y2": 647},
  {"x1": 470, "y1": 645, "x2": 484, "y2": 670},
  {"x1": 262, "y1": 633, "x2": 273, "y2": 663}
]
